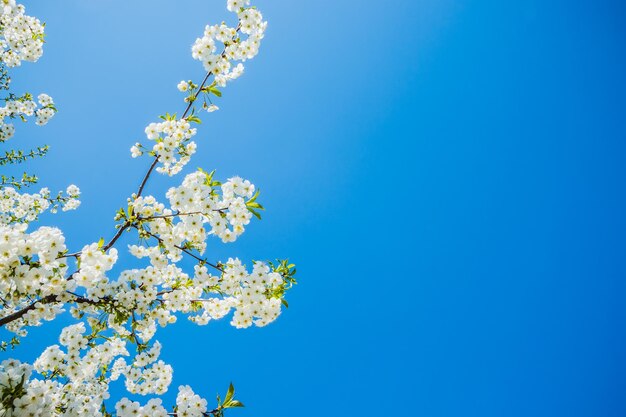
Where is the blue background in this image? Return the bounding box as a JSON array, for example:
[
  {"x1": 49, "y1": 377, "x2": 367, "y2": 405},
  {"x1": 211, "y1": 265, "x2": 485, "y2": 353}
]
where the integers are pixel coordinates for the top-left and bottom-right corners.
[{"x1": 5, "y1": 0, "x2": 626, "y2": 416}]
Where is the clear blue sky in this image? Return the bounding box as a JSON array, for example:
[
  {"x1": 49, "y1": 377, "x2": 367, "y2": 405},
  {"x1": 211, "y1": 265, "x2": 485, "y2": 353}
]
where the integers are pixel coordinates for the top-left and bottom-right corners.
[{"x1": 7, "y1": 0, "x2": 626, "y2": 416}]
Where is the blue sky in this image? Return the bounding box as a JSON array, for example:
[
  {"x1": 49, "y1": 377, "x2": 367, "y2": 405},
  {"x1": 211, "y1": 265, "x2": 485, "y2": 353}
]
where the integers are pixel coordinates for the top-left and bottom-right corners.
[{"x1": 5, "y1": 0, "x2": 626, "y2": 416}]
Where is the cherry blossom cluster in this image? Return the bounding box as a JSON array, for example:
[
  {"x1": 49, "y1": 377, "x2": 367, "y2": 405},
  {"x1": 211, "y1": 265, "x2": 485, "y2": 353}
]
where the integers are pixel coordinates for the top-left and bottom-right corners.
[
  {"x1": 196, "y1": 258, "x2": 287, "y2": 328},
  {"x1": 136, "y1": 2, "x2": 267, "y2": 173},
  {"x1": 0, "y1": 359, "x2": 49, "y2": 416},
  {"x1": 173, "y1": 0, "x2": 266, "y2": 117},
  {"x1": 0, "y1": 184, "x2": 80, "y2": 224},
  {"x1": 192, "y1": 0, "x2": 266, "y2": 86},
  {"x1": 115, "y1": 398, "x2": 169, "y2": 417},
  {"x1": 0, "y1": 3, "x2": 59, "y2": 191},
  {"x1": 35, "y1": 93, "x2": 56, "y2": 125},
  {"x1": 0, "y1": 2, "x2": 57, "y2": 142},
  {"x1": 73, "y1": 242, "x2": 118, "y2": 291},
  {"x1": 174, "y1": 385, "x2": 209, "y2": 417},
  {"x1": 131, "y1": 117, "x2": 198, "y2": 176},
  {"x1": 115, "y1": 385, "x2": 215, "y2": 417},
  {"x1": 0, "y1": 1, "x2": 45, "y2": 67},
  {"x1": 0, "y1": 93, "x2": 57, "y2": 142},
  {"x1": 0, "y1": 250, "x2": 285, "y2": 414},
  {"x1": 62, "y1": 250, "x2": 291, "y2": 336},
  {"x1": 0, "y1": 174, "x2": 291, "y2": 412},
  {"x1": 0, "y1": 2, "x2": 57, "y2": 141},
  {"x1": 0, "y1": 224, "x2": 68, "y2": 336},
  {"x1": 0, "y1": 183, "x2": 81, "y2": 338},
  {"x1": 2, "y1": 322, "x2": 171, "y2": 416},
  {"x1": 128, "y1": 170, "x2": 257, "y2": 247}
]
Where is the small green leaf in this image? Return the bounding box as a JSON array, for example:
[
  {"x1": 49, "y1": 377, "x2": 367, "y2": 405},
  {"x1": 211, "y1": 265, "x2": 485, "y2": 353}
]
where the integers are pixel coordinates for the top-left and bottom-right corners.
[
  {"x1": 187, "y1": 115, "x2": 202, "y2": 124},
  {"x1": 247, "y1": 189, "x2": 260, "y2": 203},
  {"x1": 209, "y1": 86, "x2": 222, "y2": 97},
  {"x1": 224, "y1": 382, "x2": 235, "y2": 404},
  {"x1": 248, "y1": 207, "x2": 262, "y2": 220}
]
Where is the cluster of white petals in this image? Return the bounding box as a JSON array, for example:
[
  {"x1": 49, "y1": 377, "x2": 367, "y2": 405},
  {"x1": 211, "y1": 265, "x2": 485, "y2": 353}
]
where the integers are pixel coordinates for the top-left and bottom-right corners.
[
  {"x1": 197, "y1": 258, "x2": 284, "y2": 329},
  {"x1": 73, "y1": 242, "x2": 118, "y2": 291},
  {"x1": 0, "y1": 184, "x2": 80, "y2": 224},
  {"x1": 0, "y1": 0, "x2": 45, "y2": 67},
  {"x1": 116, "y1": 398, "x2": 169, "y2": 417},
  {"x1": 176, "y1": 385, "x2": 209, "y2": 417},
  {"x1": 114, "y1": 385, "x2": 218, "y2": 417},
  {"x1": 0, "y1": 223, "x2": 68, "y2": 335},
  {"x1": 0, "y1": 359, "x2": 54, "y2": 417},
  {"x1": 132, "y1": 118, "x2": 198, "y2": 176},
  {"x1": 0, "y1": 238, "x2": 290, "y2": 413},
  {"x1": 2, "y1": 323, "x2": 171, "y2": 416},
  {"x1": 0, "y1": 183, "x2": 80, "y2": 337},
  {"x1": 0, "y1": 3, "x2": 56, "y2": 141},
  {"x1": 129, "y1": 171, "x2": 256, "y2": 247},
  {"x1": 136, "y1": 2, "x2": 266, "y2": 172},
  {"x1": 0, "y1": 94, "x2": 57, "y2": 141},
  {"x1": 192, "y1": 3, "x2": 266, "y2": 87}
]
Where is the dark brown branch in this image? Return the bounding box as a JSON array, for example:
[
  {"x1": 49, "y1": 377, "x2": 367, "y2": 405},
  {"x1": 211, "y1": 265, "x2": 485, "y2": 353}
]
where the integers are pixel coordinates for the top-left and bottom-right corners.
[
  {"x1": 0, "y1": 291, "x2": 96, "y2": 328},
  {"x1": 0, "y1": 295, "x2": 56, "y2": 327},
  {"x1": 135, "y1": 156, "x2": 160, "y2": 199},
  {"x1": 102, "y1": 221, "x2": 132, "y2": 252},
  {"x1": 139, "y1": 208, "x2": 228, "y2": 221},
  {"x1": 168, "y1": 409, "x2": 220, "y2": 417}
]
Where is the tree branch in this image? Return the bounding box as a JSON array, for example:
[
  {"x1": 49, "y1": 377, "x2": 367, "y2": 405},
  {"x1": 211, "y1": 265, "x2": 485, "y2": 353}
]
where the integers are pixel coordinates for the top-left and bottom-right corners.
[
  {"x1": 0, "y1": 295, "x2": 56, "y2": 327},
  {"x1": 102, "y1": 221, "x2": 132, "y2": 252},
  {"x1": 138, "y1": 208, "x2": 227, "y2": 221},
  {"x1": 134, "y1": 25, "x2": 239, "y2": 199},
  {"x1": 168, "y1": 409, "x2": 220, "y2": 417}
]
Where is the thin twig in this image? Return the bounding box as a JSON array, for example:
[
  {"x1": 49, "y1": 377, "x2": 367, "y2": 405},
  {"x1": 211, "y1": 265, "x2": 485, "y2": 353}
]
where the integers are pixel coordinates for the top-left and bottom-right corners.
[
  {"x1": 102, "y1": 222, "x2": 132, "y2": 251},
  {"x1": 139, "y1": 227, "x2": 224, "y2": 273},
  {"x1": 139, "y1": 209, "x2": 227, "y2": 221}
]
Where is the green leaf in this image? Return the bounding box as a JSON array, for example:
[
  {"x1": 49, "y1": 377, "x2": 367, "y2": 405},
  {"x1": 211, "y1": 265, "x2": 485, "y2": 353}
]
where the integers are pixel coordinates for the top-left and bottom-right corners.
[
  {"x1": 246, "y1": 190, "x2": 265, "y2": 217},
  {"x1": 209, "y1": 86, "x2": 222, "y2": 97},
  {"x1": 187, "y1": 115, "x2": 202, "y2": 124},
  {"x1": 247, "y1": 189, "x2": 260, "y2": 203},
  {"x1": 248, "y1": 207, "x2": 262, "y2": 220},
  {"x1": 224, "y1": 382, "x2": 235, "y2": 404}
]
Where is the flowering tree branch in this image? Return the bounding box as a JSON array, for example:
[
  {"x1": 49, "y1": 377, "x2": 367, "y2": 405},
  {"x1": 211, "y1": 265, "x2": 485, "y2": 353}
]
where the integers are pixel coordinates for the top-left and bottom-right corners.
[
  {"x1": 0, "y1": 295, "x2": 55, "y2": 327},
  {"x1": 134, "y1": 24, "x2": 240, "y2": 201},
  {"x1": 0, "y1": 1, "x2": 296, "y2": 416}
]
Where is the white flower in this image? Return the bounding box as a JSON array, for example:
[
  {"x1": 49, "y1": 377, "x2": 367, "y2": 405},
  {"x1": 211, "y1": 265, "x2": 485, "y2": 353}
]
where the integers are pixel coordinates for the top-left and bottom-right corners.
[
  {"x1": 66, "y1": 185, "x2": 80, "y2": 197},
  {"x1": 177, "y1": 80, "x2": 189, "y2": 92},
  {"x1": 227, "y1": 0, "x2": 250, "y2": 12},
  {"x1": 130, "y1": 143, "x2": 143, "y2": 158},
  {"x1": 37, "y1": 93, "x2": 53, "y2": 106}
]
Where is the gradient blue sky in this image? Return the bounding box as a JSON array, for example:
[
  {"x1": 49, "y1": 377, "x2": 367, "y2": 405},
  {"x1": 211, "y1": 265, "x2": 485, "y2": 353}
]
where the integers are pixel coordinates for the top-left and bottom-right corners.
[{"x1": 5, "y1": 0, "x2": 626, "y2": 416}]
